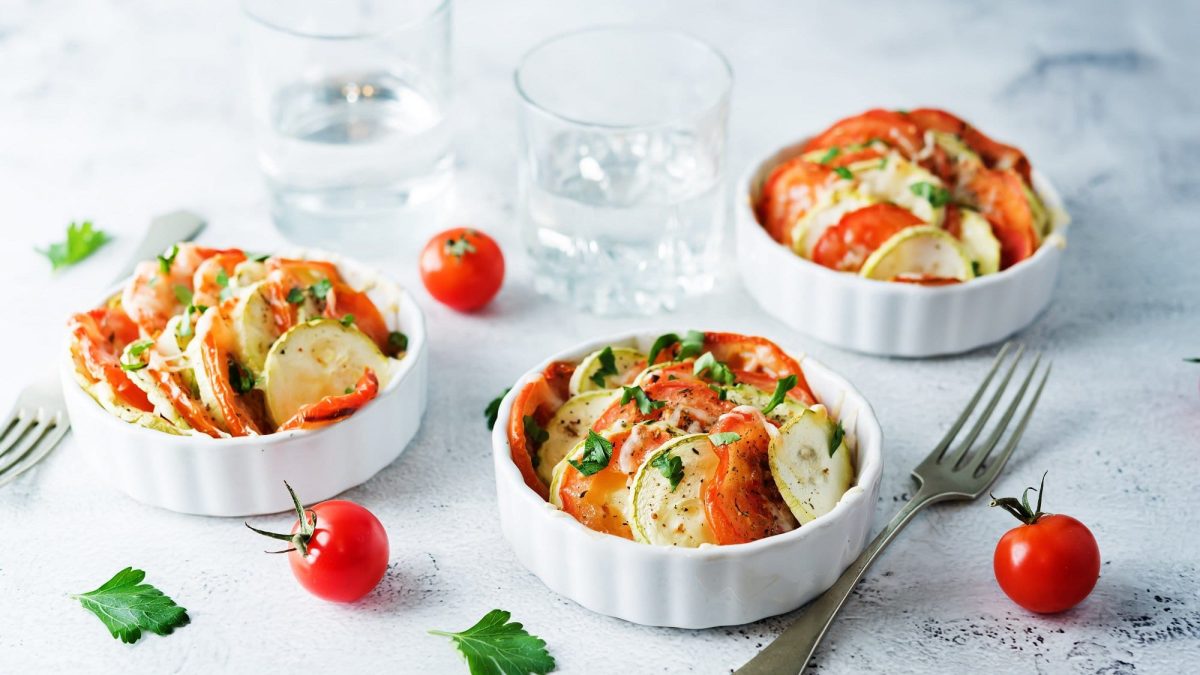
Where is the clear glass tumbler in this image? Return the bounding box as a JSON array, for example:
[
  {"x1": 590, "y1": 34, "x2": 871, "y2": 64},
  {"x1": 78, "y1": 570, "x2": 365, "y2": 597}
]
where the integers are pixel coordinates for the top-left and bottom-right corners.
[
  {"x1": 242, "y1": 0, "x2": 453, "y2": 253},
  {"x1": 515, "y1": 27, "x2": 732, "y2": 315}
]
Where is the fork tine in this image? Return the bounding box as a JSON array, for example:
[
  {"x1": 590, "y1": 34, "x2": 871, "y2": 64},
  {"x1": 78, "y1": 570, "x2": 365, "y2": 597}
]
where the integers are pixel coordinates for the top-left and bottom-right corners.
[
  {"x1": 0, "y1": 418, "x2": 67, "y2": 488},
  {"x1": 0, "y1": 419, "x2": 51, "y2": 476},
  {"x1": 966, "y1": 354, "x2": 1043, "y2": 474},
  {"x1": 945, "y1": 344, "x2": 1026, "y2": 468},
  {"x1": 929, "y1": 342, "x2": 1015, "y2": 463},
  {"x1": 973, "y1": 362, "x2": 1052, "y2": 490},
  {"x1": 0, "y1": 415, "x2": 34, "y2": 458}
]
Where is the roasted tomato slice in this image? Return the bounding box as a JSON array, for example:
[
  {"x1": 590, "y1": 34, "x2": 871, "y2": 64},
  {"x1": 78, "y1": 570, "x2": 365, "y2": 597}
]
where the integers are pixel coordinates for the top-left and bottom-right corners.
[
  {"x1": 557, "y1": 424, "x2": 674, "y2": 539},
  {"x1": 67, "y1": 308, "x2": 154, "y2": 412},
  {"x1": 811, "y1": 203, "x2": 925, "y2": 272},
  {"x1": 704, "y1": 410, "x2": 799, "y2": 544},
  {"x1": 198, "y1": 326, "x2": 264, "y2": 437},
  {"x1": 700, "y1": 333, "x2": 816, "y2": 404},
  {"x1": 507, "y1": 376, "x2": 562, "y2": 498},
  {"x1": 637, "y1": 361, "x2": 810, "y2": 411},
  {"x1": 324, "y1": 282, "x2": 390, "y2": 352},
  {"x1": 756, "y1": 158, "x2": 833, "y2": 246},
  {"x1": 145, "y1": 368, "x2": 224, "y2": 437},
  {"x1": 907, "y1": 108, "x2": 966, "y2": 135},
  {"x1": 891, "y1": 275, "x2": 963, "y2": 286},
  {"x1": 278, "y1": 369, "x2": 379, "y2": 431},
  {"x1": 803, "y1": 109, "x2": 924, "y2": 159},
  {"x1": 541, "y1": 361, "x2": 576, "y2": 402},
  {"x1": 963, "y1": 168, "x2": 1037, "y2": 269},
  {"x1": 908, "y1": 108, "x2": 1032, "y2": 185},
  {"x1": 591, "y1": 379, "x2": 734, "y2": 434}
]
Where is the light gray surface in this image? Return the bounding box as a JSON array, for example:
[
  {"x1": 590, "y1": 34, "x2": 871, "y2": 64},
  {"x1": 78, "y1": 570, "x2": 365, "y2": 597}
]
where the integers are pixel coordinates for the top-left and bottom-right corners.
[{"x1": 1, "y1": 1, "x2": 1197, "y2": 673}]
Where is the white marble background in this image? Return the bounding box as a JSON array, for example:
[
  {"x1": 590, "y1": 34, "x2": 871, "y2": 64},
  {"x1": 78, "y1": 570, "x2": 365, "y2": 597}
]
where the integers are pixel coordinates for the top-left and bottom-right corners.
[{"x1": 1, "y1": 0, "x2": 1197, "y2": 673}]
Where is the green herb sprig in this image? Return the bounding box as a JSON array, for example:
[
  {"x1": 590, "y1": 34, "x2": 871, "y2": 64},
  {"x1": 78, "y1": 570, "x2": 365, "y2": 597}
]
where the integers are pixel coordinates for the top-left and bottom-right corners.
[
  {"x1": 430, "y1": 609, "x2": 554, "y2": 675},
  {"x1": 37, "y1": 221, "x2": 111, "y2": 270},
  {"x1": 72, "y1": 568, "x2": 189, "y2": 644}
]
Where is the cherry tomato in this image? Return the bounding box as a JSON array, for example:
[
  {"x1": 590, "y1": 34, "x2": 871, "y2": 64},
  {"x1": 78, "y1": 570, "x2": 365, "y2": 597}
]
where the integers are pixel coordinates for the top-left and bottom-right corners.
[
  {"x1": 991, "y1": 475, "x2": 1100, "y2": 614},
  {"x1": 248, "y1": 483, "x2": 389, "y2": 603},
  {"x1": 419, "y1": 227, "x2": 505, "y2": 311}
]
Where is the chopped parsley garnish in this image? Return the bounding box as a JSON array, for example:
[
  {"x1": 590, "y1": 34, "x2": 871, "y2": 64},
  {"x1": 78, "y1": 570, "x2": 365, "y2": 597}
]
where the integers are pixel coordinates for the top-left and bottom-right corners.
[
  {"x1": 590, "y1": 346, "x2": 619, "y2": 387},
  {"x1": 72, "y1": 567, "x2": 189, "y2": 644},
  {"x1": 228, "y1": 360, "x2": 255, "y2": 394},
  {"x1": 708, "y1": 383, "x2": 729, "y2": 401},
  {"x1": 173, "y1": 284, "x2": 193, "y2": 306},
  {"x1": 386, "y1": 331, "x2": 408, "y2": 356},
  {"x1": 693, "y1": 351, "x2": 735, "y2": 386},
  {"x1": 344, "y1": 387, "x2": 354, "y2": 395},
  {"x1": 484, "y1": 387, "x2": 511, "y2": 430},
  {"x1": 762, "y1": 374, "x2": 798, "y2": 415},
  {"x1": 176, "y1": 304, "x2": 207, "y2": 338},
  {"x1": 568, "y1": 430, "x2": 613, "y2": 476},
  {"x1": 910, "y1": 181, "x2": 951, "y2": 207},
  {"x1": 523, "y1": 415, "x2": 549, "y2": 448},
  {"x1": 879, "y1": 156, "x2": 889, "y2": 170},
  {"x1": 286, "y1": 287, "x2": 305, "y2": 304},
  {"x1": 340, "y1": 314, "x2": 355, "y2": 327},
  {"x1": 429, "y1": 609, "x2": 555, "y2": 675},
  {"x1": 310, "y1": 278, "x2": 332, "y2": 300},
  {"x1": 709, "y1": 432, "x2": 741, "y2": 447},
  {"x1": 678, "y1": 330, "x2": 705, "y2": 360},
  {"x1": 37, "y1": 221, "x2": 111, "y2": 271},
  {"x1": 157, "y1": 244, "x2": 179, "y2": 274},
  {"x1": 829, "y1": 420, "x2": 846, "y2": 457},
  {"x1": 216, "y1": 269, "x2": 232, "y2": 302},
  {"x1": 834, "y1": 166, "x2": 854, "y2": 180},
  {"x1": 647, "y1": 333, "x2": 679, "y2": 365},
  {"x1": 620, "y1": 386, "x2": 665, "y2": 414},
  {"x1": 817, "y1": 147, "x2": 841, "y2": 165},
  {"x1": 972, "y1": 261, "x2": 981, "y2": 277},
  {"x1": 650, "y1": 452, "x2": 684, "y2": 492},
  {"x1": 119, "y1": 340, "x2": 154, "y2": 372},
  {"x1": 248, "y1": 252, "x2": 271, "y2": 263}
]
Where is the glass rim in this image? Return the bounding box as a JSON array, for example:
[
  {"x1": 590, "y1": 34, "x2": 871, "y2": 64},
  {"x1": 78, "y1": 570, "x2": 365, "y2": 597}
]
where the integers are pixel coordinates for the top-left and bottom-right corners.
[
  {"x1": 513, "y1": 25, "x2": 733, "y2": 131},
  {"x1": 241, "y1": 0, "x2": 451, "y2": 41}
]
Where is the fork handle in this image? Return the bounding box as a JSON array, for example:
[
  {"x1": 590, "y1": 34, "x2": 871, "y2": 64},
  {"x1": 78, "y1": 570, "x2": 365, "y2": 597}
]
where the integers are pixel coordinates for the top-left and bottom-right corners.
[{"x1": 736, "y1": 488, "x2": 941, "y2": 675}]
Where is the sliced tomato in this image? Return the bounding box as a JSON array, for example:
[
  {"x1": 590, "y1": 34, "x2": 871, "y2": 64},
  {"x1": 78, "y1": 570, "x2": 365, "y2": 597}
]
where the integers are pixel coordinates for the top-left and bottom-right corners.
[
  {"x1": 703, "y1": 410, "x2": 798, "y2": 544},
  {"x1": 541, "y1": 361, "x2": 576, "y2": 402},
  {"x1": 144, "y1": 368, "x2": 224, "y2": 437},
  {"x1": 700, "y1": 332, "x2": 816, "y2": 404},
  {"x1": 908, "y1": 108, "x2": 1032, "y2": 184},
  {"x1": 731, "y1": 369, "x2": 815, "y2": 408},
  {"x1": 756, "y1": 158, "x2": 833, "y2": 246},
  {"x1": 907, "y1": 108, "x2": 966, "y2": 135},
  {"x1": 963, "y1": 168, "x2": 1037, "y2": 269},
  {"x1": 825, "y1": 145, "x2": 887, "y2": 168},
  {"x1": 557, "y1": 424, "x2": 674, "y2": 540},
  {"x1": 198, "y1": 328, "x2": 264, "y2": 436},
  {"x1": 803, "y1": 109, "x2": 924, "y2": 158},
  {"x1": 67, "y1": 309, "x2": 154, "y2": 412},
  {"x1": 507, "y1": 376, "x2": 560, "y2": 498},
  {"x1": 324, "y1": 282, "x2": 390, "y2": 352},
  {"x1": 943, "y1": 203, "x2": 963, "y2": 238},
  {"x1": 278, "y1": 369, "x2": 379, "y2": 431},
  {"x1": 591, "y1": 378, "x2": 734, "y2": 434},
  {"x1": 812, "y1": 203, "x2": 925, "y2": 272},
  {"x1": 262, "y1": 273, "x2": 298, "y2": 335},
  {"x1": 265, "y1": 258, "x2": 345, "y2": 286}
]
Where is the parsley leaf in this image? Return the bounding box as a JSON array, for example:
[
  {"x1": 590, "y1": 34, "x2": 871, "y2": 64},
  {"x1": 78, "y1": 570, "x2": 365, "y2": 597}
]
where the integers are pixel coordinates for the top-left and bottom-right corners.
[
  {"x1": 429, "y1": 609, "x2": 554, "y2": 675},
  {"x1": 708, "y1": 383, "x2": 729, "y2": 401},
  {"x1": 650, "y1": 452, "x2": 684, "y2": 492},
  {"x1": 177, "y1": 304, "x2": 207, "y2": 338},
  {"x1": 119, "y1": 340, "x2": 154, "y2": 372},
  {"x1": 589, "y1": 346, "x2": 619, "y2": 387},
  {"x1": 693, "y1": 352, "x2": 735, "y2": 386},
  {"x1": 248, "y1": 252, "x2": 271, "y2": 263},
  {"x1": 677, "y1": 330, "x2": 705, "y2": 361},
  {"x1": 647, "y1": 333, "x2": 679, "y2": 365},
  {"x1": 834, "y1": 166, "x2": 854, "y2": 180},
  {"x1": 173, "y1": 284, "x2": 193, "y2": 306},
  {"x1": 709, "y1": 432, "x2": 741, "y2": 447},
  {"x1": 340, "y1": 314, "x2": 355, "y2": 327},
  {"x1": 71, "y1": 567, "x2": 189, "y2": 644},
  {"x1": 216, "y1": 269, "x2": 232, "y2": 302},
  {"x1": 37, "y1": 221, "x2": 111, "y2": 271},
  {"x1": 620, "y1": 386, "x2": 665, "y2": 414},
  {"x1": 910, "y1": 181, "x2": 950, "y2": 207},
  {"x1": 829, "y1": 420, "x2": 845, "y2": 457},
  {"x1": 286, "y1": 287, "x2": 305, "y2": 304},
  {"x1": 762, "y1": 375, "x2": 798, "y2": 415},
  {"x1": 310, "y1": 278, "x2": 332, "y2": 300},
  {"x1": 817, "y1": 147, "x2": 840, "y2": 165},
  {"x1": 387, "y1": 331, "x2": 408, "y2": 356},
  {"x1": 568, "y1": 430, "x2": 613, "y2": 476},
  {"x1": 523, "y1": 415, "x2": 549, "y2": 449},
  {"x1": 485, "y1": 388, "x2": 511, "y2": 430},
  {"x1": 228, "y1": 361, "x2": 254, "y2": 394},
  {"x1": 157, "y1": 244, "x2": 179, "y2": 275}
]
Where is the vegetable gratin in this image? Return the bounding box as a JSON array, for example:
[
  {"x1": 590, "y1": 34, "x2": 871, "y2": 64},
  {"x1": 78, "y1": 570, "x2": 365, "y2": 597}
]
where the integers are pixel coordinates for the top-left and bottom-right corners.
[
  {"x1": 756, "y1": 108, "x2": 1056, "y2": 283},
  {"x1": 67, "y1": 244, "x2": 407, "y2": 437},
  {"x1": 506, "y1": 331, "x2": 854, "y2": 547}
]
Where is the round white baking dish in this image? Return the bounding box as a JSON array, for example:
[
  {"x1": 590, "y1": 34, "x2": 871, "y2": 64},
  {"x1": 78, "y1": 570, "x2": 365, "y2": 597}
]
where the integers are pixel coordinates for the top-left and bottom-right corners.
[
  {"x1": 736, "y1": 139, "x2": 1070, "y2": 357},
  {"x1": 60, "y1": 250, "x2": 428, "y2": 517},
  {"x1": 491, "y1": 331, "x2": 883, "y2": 628}
]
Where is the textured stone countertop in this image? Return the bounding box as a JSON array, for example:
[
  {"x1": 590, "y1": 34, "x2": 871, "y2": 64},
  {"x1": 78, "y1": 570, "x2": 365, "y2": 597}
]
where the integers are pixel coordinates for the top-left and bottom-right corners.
[{"x1": 1, "y1": 0, "x2": 1197, "y2": 673}]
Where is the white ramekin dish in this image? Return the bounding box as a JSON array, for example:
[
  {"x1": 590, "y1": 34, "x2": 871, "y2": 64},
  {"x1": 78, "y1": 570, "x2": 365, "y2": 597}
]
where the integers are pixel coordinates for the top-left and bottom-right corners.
[
  {"x1": 491, "y1": 331, "x2": 883, "y2": 628},
  {"x1": 737, "y1": 139, "x2": 1070, "y2": 358},
  {"x1": 60, "y1": 250, "x2": 428, "y2": 517}
]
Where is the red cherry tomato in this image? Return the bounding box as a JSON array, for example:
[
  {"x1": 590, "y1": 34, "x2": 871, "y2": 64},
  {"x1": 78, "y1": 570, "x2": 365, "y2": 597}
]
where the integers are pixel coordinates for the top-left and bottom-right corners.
[
  {"x1": 249, "y1": 483, "x2": 389, "y2": 603},
  {"x1": 991, "y1": 476, "x2": 1100, "y2": 614},
  {"x1": 419, "y1": 227, "x2": 505, "y2": 311}
]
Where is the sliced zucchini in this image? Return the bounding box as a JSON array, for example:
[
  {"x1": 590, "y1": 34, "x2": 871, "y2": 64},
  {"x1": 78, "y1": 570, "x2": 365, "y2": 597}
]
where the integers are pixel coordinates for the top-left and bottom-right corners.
[
  {"x1": 535, "y1": 389, "x2": 620, "y2": 485},
  {"x1": 955, "y1": 209, "x2": 1001, "y2": 276},
  {"x1": 69, "y1": 366, "x2": 181, "y2": 435},
  {"x1": 790, "y1": 188, "x2": 876, "y2": 258},
  {"x1": 853, "y1": 154, "x2": 946, "y2": 227},
  {"x1": 232, "y1": 260, "x2": 267, "y2": 288},
  {"x1": 860, "y1": 225, "x2": 974, "y2": 282},
  {"x1": 231, "y1": 281, "x2": 280, "y2": 374},
  {"x1": 724, "y1": 383, "x2": 808, "y2": 427},
  {"x1": 1023, "y1": 184, "x2": 1050, "y2": 241},
  {"x1": 568, "y1": 347, "x2": 645, "y2": 396},
  {"x1": 768, "y1": 409, "x2": 853, "y2": 524},
  {"x1": 931, "y1": 130, "x2": 983, "y2": 170},
  {"x1": 262, "y1": 318, "x2": 389, "y2": 425},
  {"x1": 630, "y1": 434, "x2": 719, "y2": 547}
]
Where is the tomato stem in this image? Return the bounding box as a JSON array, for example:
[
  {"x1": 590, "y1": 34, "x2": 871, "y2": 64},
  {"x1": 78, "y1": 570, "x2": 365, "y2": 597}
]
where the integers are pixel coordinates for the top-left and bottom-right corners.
[
  {"x1": 244, "y1": 481, "x2": 318, "y2": 556},
  {"x1": 989, "y1": 471, "x2": 1048, "y2": 525}
]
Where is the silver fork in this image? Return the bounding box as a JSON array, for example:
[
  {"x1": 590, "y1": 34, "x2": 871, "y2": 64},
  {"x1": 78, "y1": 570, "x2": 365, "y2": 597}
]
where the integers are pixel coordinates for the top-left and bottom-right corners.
[
  {"x1": 737, "y1": 342, "x2": 1051, "y2": 674},
  {"x1": 0, "y1": 210, "x2": 207, "y2": 488}
]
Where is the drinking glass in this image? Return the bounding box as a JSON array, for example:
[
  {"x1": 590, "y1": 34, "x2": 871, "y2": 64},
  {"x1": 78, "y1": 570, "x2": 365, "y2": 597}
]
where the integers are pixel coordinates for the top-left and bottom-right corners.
[
  {"x1": 515, "y1": 27, "x2": 732, "y2": 315},
  {"x1": 242, "y1": 0, "x2": 453, "y2": 253}
]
